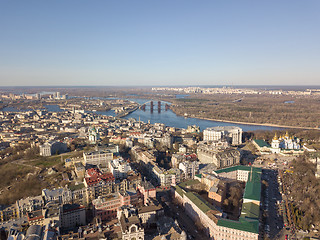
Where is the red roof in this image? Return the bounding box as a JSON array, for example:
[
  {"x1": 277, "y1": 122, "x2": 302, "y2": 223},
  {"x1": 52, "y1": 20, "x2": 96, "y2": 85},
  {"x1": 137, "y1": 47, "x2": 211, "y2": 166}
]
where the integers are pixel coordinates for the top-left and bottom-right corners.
[{"x1": 85, "y1": 168, "x2": 115, "y2": 186}]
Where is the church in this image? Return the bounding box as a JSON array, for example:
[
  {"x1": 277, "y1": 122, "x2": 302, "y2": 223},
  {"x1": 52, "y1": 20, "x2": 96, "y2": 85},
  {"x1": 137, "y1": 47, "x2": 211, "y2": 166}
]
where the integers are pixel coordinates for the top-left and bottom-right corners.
[
  {"x1": 88, "y1": 126, "x2": 100, "y2": 144},
  {"x1": 271, "y1": 132, "x2": 300, "y2": 154}
]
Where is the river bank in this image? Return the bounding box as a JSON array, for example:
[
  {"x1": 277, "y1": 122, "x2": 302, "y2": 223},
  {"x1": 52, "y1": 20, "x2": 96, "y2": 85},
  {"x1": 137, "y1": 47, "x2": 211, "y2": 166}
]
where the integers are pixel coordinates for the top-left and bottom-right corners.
[{"x1": 169, "y1": 107, "x2": 319, "y2": 131}]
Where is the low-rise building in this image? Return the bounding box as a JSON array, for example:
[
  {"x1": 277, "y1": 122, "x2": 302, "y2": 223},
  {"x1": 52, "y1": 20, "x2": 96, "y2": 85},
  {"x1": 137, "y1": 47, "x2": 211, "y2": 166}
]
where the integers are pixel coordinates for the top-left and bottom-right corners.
[
  {"x1": 40, "y1": 141, "x2": 68, "y2": 156},
  {"x1": 92, "y1": 191, "x2": 141, "y2": 222},
  {"x1": 83, "y1": 150, "x2": 113, "y2": 166},
  {"x1": 137, "y1": 181, "x2": 156, "y2": 205},
  {"x1": 16, "y1": 195, "x2": 44, "y2": 217},
  {"x1": 74, "y1": 162, "x2": 85, "y2": 179},
  {"x1": 171, "y1": 153, "x2": 197, "y2": 168},
  {"x1": 138, "y1": 201, "x2": 164, "y2": 226},
  {"x1": 118, "y1": 207, "x2": 144, "y2": 240},
  {"x1": 0, "y1": 204, "x2": 19, "y2": 222},
  {"x1": 42, "y1": 188, "x2": 73, "y2": 205}
]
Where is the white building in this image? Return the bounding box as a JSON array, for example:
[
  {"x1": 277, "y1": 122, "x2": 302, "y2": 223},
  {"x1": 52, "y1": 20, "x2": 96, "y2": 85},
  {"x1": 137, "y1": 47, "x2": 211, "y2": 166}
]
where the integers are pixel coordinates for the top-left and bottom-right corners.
[
  {"x1": 39, "y1": 143, "x2": 51, "y2": 156},
  {"x1": 83, "y1": 150, "x2": 113, "y2": 166},
  {"x1": 109, "y1": 158, "x2": 132, "y2": 179},
  {"x1": 148, "y1": 162, "x2": 181, "y2": 187},
  {"x1": 203, "y1": 126, "x2": 242, "y2": 145},
  {"x1": 179, "y1": 161, "x2": 199, "y2": 180}
]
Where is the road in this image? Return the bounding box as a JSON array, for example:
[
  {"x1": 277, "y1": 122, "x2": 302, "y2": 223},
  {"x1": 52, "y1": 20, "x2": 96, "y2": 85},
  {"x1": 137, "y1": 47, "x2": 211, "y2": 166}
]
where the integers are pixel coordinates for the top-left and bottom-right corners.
[
  {"x1": 261, "y1": 169, "x2": 299, "y2": 240},
  {"x1": 261, "y1": 169, "x2": 285, "y2": 239}
]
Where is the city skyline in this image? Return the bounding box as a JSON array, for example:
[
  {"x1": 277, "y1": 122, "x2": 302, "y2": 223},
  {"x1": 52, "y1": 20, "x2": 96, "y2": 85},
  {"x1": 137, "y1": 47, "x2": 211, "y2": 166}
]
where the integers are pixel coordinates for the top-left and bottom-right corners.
[{"x1": 1, "y1": 1, "x2": 320, "y2": 86}]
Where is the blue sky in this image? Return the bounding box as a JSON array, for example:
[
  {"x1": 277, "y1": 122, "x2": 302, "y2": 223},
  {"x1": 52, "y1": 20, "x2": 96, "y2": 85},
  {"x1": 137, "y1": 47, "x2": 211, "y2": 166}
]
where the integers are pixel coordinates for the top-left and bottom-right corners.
[{"x1": 0, "y1": 1, "x2": 320, "y2": 86}]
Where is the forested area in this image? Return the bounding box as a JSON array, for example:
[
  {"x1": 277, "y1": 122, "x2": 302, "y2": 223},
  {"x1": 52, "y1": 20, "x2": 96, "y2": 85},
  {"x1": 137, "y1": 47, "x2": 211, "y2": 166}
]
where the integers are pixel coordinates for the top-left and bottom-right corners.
[
  {"x1": 169, "y1": 94, "x2": 320, "y2": 128},
  {"x1": 283, "y1": 158, "x2": 320, "y2": 230}
]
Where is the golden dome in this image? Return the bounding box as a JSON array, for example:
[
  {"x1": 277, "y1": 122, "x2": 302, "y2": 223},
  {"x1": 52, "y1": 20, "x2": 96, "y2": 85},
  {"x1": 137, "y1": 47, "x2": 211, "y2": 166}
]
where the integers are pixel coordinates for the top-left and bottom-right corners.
[{"x1": 273, "y1": 133, "x2": 278, "y2": 140}]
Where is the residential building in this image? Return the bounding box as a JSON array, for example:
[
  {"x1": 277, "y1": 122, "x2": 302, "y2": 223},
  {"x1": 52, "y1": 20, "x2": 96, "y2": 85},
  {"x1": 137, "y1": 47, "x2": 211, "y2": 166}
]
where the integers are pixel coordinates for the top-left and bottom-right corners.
[
  {"x1": 138, "y1": 200, "x2": 164, "y2": 226},
  {"x1": 137, "y1": 181, "x2": 156, "y2": 205},
  {"x1": 178, "y1": 161, "x2": 199, "y2": 180},
  {"x1": 147, "y1": 161, "x2": 181, "y2": 187},
  {"x1": 84, "y1": 168, "x2": 115, "y2": 202},
  {"x1": 16, "y1": 195, "x2": 44, "y2": 217},
  {"x1": 0, "y1": 204, "x2": 18, "y2": 222},
  {"x1": 92, "y1": 191, "x2": 141, "y2": 221},
  {"x1": 109, "y1": 158, "x2": 132, "y2": 179},
  {"x1": 171, "y1": 153, "x2": 197, "y2": 168},
  {"x1": 61, "y1": 204, "x2": 86, "y2": 231},
  {"x1": 42, "y1": 188, "x2": 73, "y2": 205},
  {"x1": 74, "y1": 162, "x2": 85, "y2": 179}
]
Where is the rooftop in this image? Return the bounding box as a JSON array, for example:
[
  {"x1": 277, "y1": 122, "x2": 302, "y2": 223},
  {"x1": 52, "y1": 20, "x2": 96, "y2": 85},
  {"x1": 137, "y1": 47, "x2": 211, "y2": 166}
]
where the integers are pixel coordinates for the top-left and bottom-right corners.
[
  {"x1": 243, "y1": 181, "x2": 261, "y2": 201},
  {"x1": 205, "y1": 126, "x2": 242, "y2": 131},
  {"x1": 217, "y1": 218, "x2": 259, "y2": 234},
  {"x1": 253, "y1": 139, "x2": 270, "y2": 148},
  {"x1": 214, "y1": 165, "x2": 261, "y2": 174},
  {"x1": 240, "y1": 202, "x2": 260, "y2": 219}
]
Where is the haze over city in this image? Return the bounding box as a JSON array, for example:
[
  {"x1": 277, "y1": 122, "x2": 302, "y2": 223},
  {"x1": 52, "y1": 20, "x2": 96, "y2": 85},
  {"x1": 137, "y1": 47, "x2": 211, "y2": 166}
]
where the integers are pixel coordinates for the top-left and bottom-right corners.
[{"x1": 1, "y1": 1, "x2": 320, "y2": 86}]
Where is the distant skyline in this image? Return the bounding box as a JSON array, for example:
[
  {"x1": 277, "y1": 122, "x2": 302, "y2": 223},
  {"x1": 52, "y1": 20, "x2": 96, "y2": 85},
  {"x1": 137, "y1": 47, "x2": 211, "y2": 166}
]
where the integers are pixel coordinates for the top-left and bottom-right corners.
[{"x1": 1, "y1": 1, "x2": 320, "y2": 86}]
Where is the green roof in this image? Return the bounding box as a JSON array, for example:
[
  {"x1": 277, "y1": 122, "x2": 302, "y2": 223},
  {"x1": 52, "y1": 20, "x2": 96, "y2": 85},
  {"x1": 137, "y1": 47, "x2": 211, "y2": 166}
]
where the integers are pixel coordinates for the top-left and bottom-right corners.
[
  {"x1": 243, "y1": 168, "x2": 261, "y2": 201},
  {"x1": 241, "y1": 202, "x2": 260, "y2": 219},
  {"x1": 217, "y1": 218, "x2": 259, "y2": 234},
  {"x1": 173, "y1": 179, "x2": 200, "y2": 198},
  {"x1": 174, "y1": 180, "x2": 218, "y2": 213},
  {"x1": 214, "y1": 165, "x2": 261, "y2": 174},
  {"x1": 195, "y1": 174, "x2": 202, "y2": 178},
  {"x1": 243, "y1": 181, "x2": 261, "y2": 201},
  {"x1": 253, "y1": 139, "x2": 270, "y2": 148},
  {"x1": 178, "y1": 179, "x2": 200, "y2": 188},
  {"x1": 69, "y1": 183, "x2": 85, "y2": 191},
  {"x1": 173, "y1": 185, "x2": 185, "y2": 197},
  {"x1": 184, "y1": 191, "x2": 217, "y2": 213},
  {"x1": 247, "y1": 170, "x2": 261, "y2": 183}
]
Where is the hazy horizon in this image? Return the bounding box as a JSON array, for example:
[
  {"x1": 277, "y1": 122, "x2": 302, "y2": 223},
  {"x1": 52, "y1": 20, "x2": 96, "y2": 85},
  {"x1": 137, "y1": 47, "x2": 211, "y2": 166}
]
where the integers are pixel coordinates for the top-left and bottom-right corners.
[{"x1": 1, "y1": 84, "x2": 320, "y2": 93}]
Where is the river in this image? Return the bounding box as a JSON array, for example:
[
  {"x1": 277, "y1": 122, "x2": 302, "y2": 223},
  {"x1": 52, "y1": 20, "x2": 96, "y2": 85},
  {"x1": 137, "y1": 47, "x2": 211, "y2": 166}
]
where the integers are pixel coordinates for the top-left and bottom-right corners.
[
  {"x1": 1, "y1": 99, "x2": 284, "y2": 131},
  {"x1": 97, "y1": 98, "x2": 284, "y2": 131}
]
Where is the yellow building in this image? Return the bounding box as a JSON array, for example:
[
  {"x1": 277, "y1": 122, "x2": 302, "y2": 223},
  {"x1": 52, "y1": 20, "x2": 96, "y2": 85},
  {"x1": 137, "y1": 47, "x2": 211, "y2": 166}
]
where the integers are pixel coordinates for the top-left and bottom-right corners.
[{"x1": 0, "y1": 204, "x2": 19, "y2": 222}]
